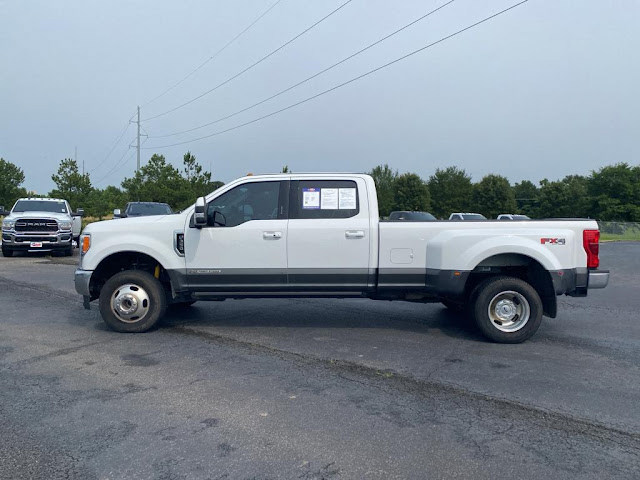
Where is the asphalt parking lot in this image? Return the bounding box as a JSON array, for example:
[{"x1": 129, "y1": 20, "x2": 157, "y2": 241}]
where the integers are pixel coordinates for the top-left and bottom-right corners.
[{"x1": 0, "y1": 243, "x2": 638, "y2": 479}]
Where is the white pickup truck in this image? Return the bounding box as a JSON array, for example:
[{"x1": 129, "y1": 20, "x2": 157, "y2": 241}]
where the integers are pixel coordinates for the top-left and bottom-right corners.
[
  {"x1": 2, "y1": 198, "x2": 83, "y2": 257},
  {"x1": 75, "y1": 174, "x2": 609, "y2": 343}
]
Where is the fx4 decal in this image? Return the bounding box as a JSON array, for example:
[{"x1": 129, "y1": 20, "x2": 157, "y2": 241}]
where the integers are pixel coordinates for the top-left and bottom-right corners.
[{"x1": 541, "y1": 237, "x2": 566, "y2": 245}]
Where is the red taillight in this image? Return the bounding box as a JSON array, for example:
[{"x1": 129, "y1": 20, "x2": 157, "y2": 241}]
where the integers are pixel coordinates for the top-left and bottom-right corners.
[{"x1": 583, "y1": 229, "x2": 600, "y2": 269}]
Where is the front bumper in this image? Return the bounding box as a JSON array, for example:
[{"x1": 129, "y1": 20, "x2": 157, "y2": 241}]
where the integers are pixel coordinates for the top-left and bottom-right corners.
[
  {"x1": 75, "y1": 269, "x2": 93, "y2": 297},
  {"x1": 2, "y1": 231, "x2": 72, "y2": 251}
]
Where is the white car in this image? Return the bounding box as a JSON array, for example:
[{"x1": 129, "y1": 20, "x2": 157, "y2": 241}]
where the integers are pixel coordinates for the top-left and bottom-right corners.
[
  {"x1": 2, "y1": 198, "x2": 83, "y2": 257},
  {"x1": 498, "y1": 214, "x2": 531, "y2": 220},
  {"x1": 449, "y1": 212, "x2": 487, "y2": 221},
  {"x1": 75, "y1": 173, "x2": 608, "y2": 343}
]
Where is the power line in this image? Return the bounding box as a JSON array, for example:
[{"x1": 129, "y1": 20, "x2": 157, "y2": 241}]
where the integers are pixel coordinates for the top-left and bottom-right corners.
[
  {"x1": 142, "y1": 0, "x2": 530, "y2": 151},
  {"x1": 86, "y1": 116, "x2": 134, "y2": 175},
  {"x1": 150, "y1": 0, "x2": 456, "y2": 139},
  {"x1": 141, "y1": 0, "x2": 284, "y2": 109},
  {"x1": 142, "y1": 0, "x2": 354, "y2": 122},
  {"x1": 92, "y1": 146, "x2": 135, "y2": 186}
]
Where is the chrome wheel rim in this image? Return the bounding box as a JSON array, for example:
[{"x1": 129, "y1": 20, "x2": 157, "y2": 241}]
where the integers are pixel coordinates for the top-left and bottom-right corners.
[
  {"x1": 110, "y1": 283, "x2": 150, "y2": 323},
  {"x1": 487, "y1": 290, "x2": 530, "y2": 332}
]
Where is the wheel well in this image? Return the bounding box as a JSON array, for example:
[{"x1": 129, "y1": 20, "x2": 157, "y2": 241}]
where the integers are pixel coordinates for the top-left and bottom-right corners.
[
  {"x1": 89, "y1": 251, "x2": 171, "y2": 300},
  {"x1": 464, "y1": 254, "x2": 557, "y2": 318}
]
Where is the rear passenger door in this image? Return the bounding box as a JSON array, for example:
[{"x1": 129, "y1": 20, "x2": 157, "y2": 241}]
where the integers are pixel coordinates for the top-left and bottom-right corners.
[{"x1": 287, "y1": 178, "x2": 371, "y2": 292}]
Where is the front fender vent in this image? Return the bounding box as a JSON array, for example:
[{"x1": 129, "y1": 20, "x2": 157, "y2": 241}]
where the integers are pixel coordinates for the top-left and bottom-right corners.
[{"x1": 174, "y1": 231, "x2": 185, "y2": 256}]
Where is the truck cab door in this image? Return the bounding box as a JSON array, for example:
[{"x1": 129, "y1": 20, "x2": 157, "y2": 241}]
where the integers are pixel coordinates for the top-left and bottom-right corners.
[
  {"x1": 183, "y1": 180, "x2": 289, "y2": 294},
  {"x1": 287, "y1": 178, "x2": 372, "y2": 293}
]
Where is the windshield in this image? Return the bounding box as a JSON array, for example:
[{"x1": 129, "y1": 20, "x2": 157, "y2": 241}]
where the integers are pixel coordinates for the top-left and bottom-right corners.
[
  {"x1": 13, "y1": 200, "x2": 68, "y2": 214},
  {"x1": 462, "y1": 214, "x2": 486, "y2": 220},
  {"x1": 126, "y1": 203, "x2": 172, "y2": 216}
]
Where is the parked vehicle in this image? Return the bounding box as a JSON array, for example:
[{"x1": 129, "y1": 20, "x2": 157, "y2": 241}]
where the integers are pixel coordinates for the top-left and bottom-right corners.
[
  {"x1": 498, "y1": 214, "x2": 531, "y2": 220},
  {"x1": 388, "y1": 211, "x2": 437, "y2": 222},
  {"x1": 449, "y1": 213, "x2": 487, "y2": 221},
  {"x1": 2, "y1": 198, "x2": 83, "y2": 257},
  {"x1": 75, "y1": 173, "x2": 609, "y2": 343},
  {"x1": 114, "y1": 202, "x2": 173, "y2": 218}
]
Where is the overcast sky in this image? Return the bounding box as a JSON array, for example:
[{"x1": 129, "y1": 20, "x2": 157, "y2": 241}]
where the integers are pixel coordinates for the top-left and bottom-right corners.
[{"x1": 1, "y1": 0, "x2": 638, "y2": 194}]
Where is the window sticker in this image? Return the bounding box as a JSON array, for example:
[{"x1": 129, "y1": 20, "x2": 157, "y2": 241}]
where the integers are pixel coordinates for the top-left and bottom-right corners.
[
  {"x1": 320, "y1": 188, "x2": 338, "y2": 209},
  {"x1": 338, "y1": 188, "x2": 357, "y2": 209},
  {"x1": 302, "y1": 188, "x2": 320, "y2": 209}
]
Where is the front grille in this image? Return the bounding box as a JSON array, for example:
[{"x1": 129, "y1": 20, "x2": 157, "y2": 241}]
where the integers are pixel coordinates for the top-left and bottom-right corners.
[
  {"x1": 14, "y1": 236, "x2": 57, "y2": 243},
  {"x1": 15, "y1": 219, "x2": 58, "y2": 232}
]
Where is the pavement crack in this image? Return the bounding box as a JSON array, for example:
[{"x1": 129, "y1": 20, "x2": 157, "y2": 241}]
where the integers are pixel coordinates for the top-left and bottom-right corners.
[{"x1": 172, "y1": 325, "x2": 640, "y2": 449}]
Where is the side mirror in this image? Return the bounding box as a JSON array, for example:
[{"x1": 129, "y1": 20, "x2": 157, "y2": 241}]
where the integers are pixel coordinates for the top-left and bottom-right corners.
[
  {"x1": 73, "y1": 208, "x2": 85, "y2": 217},
  {"x1": 0, "y1": 206, "x2": 5, "y2": 216},
  {"x1": 194, "y1": 197, "x2": 207, "y2": 228},
  {"x1": 113, "y1": 209, "x2": 121, "y2": 218}
]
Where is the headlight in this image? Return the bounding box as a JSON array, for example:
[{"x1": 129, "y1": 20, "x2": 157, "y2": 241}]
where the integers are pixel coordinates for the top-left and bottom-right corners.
[
  {"x1": 59, "y1": 221, "x2": 72, "y2": 230},
  {"x1": 2, "y1": 220, "x2": 15, "y2": 230}
]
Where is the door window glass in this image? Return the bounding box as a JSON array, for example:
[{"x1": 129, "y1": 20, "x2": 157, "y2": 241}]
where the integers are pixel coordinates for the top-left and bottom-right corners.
[
  {"x1": 290, "y1": 180, "x2": 359, "y2": 219},
  {"x1": 207, "y1": 181, "x2": 281, "y2": 227}
]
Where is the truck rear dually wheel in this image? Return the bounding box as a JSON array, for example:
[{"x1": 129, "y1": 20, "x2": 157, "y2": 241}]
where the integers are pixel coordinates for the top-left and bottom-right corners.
[
  {"x1": 99, "y1": 270, "x2": 167, "y2": 333},
  {"x1": 472, "y1": 276, "x2": 542, "y2": 343}
]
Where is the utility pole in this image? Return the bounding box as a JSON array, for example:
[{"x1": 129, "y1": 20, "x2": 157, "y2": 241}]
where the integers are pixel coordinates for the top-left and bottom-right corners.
[
  {"x1": 75, "y1": 146, "x2": 81, "y2": 175},
  {"x1": 136, "y1": 106, "x2": 141, "y2": 173},
  {"x1": 76, "y1": 146, "x2": 84, "y2": 176}
]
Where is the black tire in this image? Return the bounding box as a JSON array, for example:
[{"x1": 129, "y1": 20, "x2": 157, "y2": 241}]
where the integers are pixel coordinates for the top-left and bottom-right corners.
[
  {"x1": 2, "y1": 247, "x2": 13, "y2": 257},
  {"x1": 472, "y1": 276, "x2": 543, "y2": 343},
  {"x1": 64, "y1": 245, "x2": 73, "y2": 256},
  {"x1": 99, "y1": 270, "x2": 167, "y2": 333}
]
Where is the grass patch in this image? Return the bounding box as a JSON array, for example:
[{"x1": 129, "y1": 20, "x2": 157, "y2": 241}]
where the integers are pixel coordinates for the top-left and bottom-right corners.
[
  {"x1": 600, "y1": 231, "x2": 640, "y2": 242},
  {"x1": 81, "y1": 215, "x2": 113, "y2": 229}
]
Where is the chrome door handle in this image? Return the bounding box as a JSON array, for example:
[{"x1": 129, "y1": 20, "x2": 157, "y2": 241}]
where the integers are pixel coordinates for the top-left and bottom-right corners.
[
  {"x1": 345, "y1": 230, "x2": 365, "y2": 239},
  {"x1": 263, "y1": 231, "x2": 282, "y2": 239}
]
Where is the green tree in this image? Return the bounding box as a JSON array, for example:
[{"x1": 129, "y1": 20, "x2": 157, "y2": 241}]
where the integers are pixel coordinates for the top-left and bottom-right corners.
[
  {"x1": 86, "y1": 186, "x2": 129, "y2": 218},
  {"x1": 513, "y1": 180, "x2": 539, "y2": 217},
  {"x1": 368, "y1": 164, "x2": 397, "y2": 217},
  {"x1": 0, "y1": 158, "x2": 27, "y2": 210},
  {"x1": 536, "y1": 175, "x2": 589, "y2": 219},
  {"x1": 122, "y1": 154, "x2": 192, "y2": 210},
  {"x1": 393, "y1": 173, "x2": 431, "y2": 212},
  {"x1": 427, "y1": 166, "x2": 473, "y2": 219},
  {"x1": 50, "y1": 158, "x2": 93, "y2": 211},
  {"x1": 587, "y1": 163, "x2": 640, "y2": 221},
  {"x1": 472, "y1": 174, "x2": 517, "y2": 219},
  {"x1": 183, "y1": 151, "x2": 214, "y2": 199}
]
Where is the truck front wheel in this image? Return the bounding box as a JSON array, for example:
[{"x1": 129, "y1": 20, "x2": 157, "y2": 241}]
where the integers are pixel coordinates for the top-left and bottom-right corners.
[
  {"x1": 1, "y1": 247, "x2": 13, "y2": 257},
  {"x1": 99, "y1": 270, "x2": 167, "y2": 333},
  {"x1": 472, "y1": 276, "x2": 542, "y2": 343}
]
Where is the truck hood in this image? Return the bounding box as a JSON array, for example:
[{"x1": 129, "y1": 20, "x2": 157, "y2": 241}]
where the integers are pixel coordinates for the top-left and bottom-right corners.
[
  {"x1": 84, "y1": 213, "x2": 186, "y2": 234},
  {"x1": 5, "y1": 211, "x2": 71, "y2": 221}
]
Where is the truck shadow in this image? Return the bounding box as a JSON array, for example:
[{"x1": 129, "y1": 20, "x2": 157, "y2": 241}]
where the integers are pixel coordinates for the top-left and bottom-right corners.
[{"x1": 161, "y1": 299, "x2": 486, "y2": 343}]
